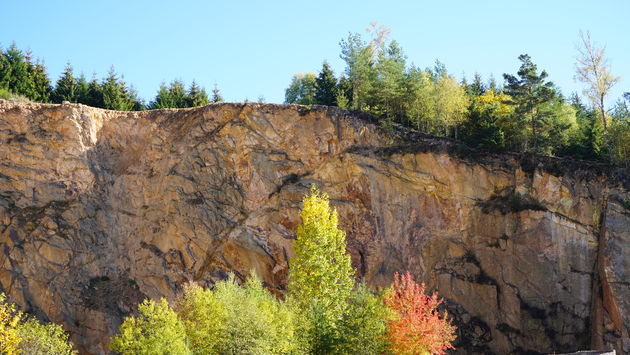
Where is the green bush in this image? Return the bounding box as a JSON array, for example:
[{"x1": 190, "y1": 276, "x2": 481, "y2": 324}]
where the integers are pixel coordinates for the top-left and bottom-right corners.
[
  {"x1": 109, "y1": 298, "x2": 191, "y2": 355},
  {"x1": 17, "y1": 317, "x2": 78, "y2": 355},
  {"x1": 211, "y1": 274, "x2": 305, "y2": 355}
]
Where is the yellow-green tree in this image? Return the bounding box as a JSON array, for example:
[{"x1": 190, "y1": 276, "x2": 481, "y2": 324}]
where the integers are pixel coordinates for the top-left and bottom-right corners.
[
  {"x1": 109, "y1": 298, "x2": 191, "y2": 355},
  {"x1": 175, "y1": 283, "x2": 227, "y2": 354},
  {"x1": 16, "y1": 317, "x2": 77, "y2": 355},
  {"x1": 288, "y1": 186, "x2": 354, "y2": 353},
  {"x1": 0, "y1": 293, "x2": 21, "y2": 355},
  {"x1": 433, "y1": 74, "x2": 470, "y2": 139}
]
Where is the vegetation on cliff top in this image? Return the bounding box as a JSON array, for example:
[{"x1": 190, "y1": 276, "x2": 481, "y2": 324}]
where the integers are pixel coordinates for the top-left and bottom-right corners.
[
  {"x1": 284, "y1": 24, "x2": 629, "y2": 167},
  {"x1": 1, "y1": 24, "x2": 627, "y2": 167}
]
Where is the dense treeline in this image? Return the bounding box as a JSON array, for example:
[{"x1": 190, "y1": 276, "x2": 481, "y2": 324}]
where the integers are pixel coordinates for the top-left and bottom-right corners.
[
  {"x1": 284, "y1": 24, "x2": 630, "y2": 167},
  {"x1": 0, "y1": 43, "x2": 223, "y2": 111}
]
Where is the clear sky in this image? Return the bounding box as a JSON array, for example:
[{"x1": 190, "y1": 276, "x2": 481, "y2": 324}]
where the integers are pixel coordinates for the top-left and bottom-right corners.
[{"x1": 2, "y1": 0, "x2": 628, "y2": 105}]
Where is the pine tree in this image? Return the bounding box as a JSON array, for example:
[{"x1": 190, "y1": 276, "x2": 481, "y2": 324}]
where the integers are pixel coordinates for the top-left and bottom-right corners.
[
  {"x1": 503, "y1": 54, "x2": 556, "y2": 153},
  {"x1": 52, "y1": 63, "x2": 78, "y2": 103},
  {"x1": 314, "y1": 61, "x2": 338, "y2": 106}
]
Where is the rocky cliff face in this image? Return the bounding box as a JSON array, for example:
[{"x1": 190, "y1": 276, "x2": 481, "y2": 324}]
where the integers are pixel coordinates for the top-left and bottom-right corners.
[{"x1": 0, "y1": 100, "x2": 628, "y2": 354}]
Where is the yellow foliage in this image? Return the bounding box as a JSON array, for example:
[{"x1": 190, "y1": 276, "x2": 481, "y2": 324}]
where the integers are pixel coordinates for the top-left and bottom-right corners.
[
  {"x1": 0, "y1": 293, "x2": 22, "y2": 355},
  {"x1": 473, "y1": 89, "x2": 514, "y2": 118}
]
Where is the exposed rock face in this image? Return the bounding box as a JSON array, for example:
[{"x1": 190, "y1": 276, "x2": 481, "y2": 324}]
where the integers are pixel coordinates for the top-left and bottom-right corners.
[{"x1": 0, "y1": 100, "x2": 628, "y2": 354}]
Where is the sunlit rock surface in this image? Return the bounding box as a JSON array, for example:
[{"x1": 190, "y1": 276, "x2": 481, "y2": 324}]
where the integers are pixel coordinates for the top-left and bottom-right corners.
[{"x1": 0, "y1": 100, "x2": 628, "y2": 354}]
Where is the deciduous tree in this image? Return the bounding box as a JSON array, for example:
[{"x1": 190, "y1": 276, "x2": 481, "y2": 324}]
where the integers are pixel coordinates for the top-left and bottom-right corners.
[
  {"x1": 384, "y1": 272, "x2": 456, "y2": 355},
  {"x1": 109, "y1": 298, "x2": 191, "y2": 355},
  {"x1": 575, "y1": 30, "x2": 620, "y2": 164}
]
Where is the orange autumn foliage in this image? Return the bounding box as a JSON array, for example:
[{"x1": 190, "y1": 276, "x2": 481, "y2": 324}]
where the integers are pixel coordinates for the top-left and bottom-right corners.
[{"x1": 384, "y1": 272, "x2": 457, "y2": 355}]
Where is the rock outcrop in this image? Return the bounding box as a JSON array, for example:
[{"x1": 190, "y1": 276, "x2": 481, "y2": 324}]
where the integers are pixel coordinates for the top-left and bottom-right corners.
[{"x1": 0, "y1": 100, "x2": 628, "y2": 354}]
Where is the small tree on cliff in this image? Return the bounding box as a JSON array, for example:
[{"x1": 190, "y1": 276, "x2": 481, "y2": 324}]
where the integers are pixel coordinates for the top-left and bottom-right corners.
[
  {"x1": 288, "y1": 185, "x2": 354, "y2": 353},
  {"x1": 384, "y1": 272, "x2": 456, "y2": 355}
]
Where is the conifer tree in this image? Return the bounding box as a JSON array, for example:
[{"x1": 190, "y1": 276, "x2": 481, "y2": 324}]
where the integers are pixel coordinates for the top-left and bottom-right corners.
[
  {"x1": 211, "y1": 83, "x2": 223, "y2": 103},
  {"x1": 52, "y1": 63, "x2": 78, "y2": 103},
  {"x1": 503, "y1": 54, "x2": 556, "y2": 153},
  {"x1": 101, "y1": 67, "x2": 137, "y2": 111},
  {"x1": 314, "y1": 61, "x2": 338, "y2": 106},
  {"x1": 75, "y1": 73, "x2": 89, "y2": 104},
  {"x1": 186, "y1": 81, "x2": 209, "y2": 107}
]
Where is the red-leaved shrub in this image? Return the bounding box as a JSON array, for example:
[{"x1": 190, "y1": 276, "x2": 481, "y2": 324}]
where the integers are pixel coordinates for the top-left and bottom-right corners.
[{"x1": 384, "y1": 272, "x2": 456, "y2": 355}]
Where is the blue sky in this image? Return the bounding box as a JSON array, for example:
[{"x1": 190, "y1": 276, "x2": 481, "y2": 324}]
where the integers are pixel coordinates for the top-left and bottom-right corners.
[{"x1": 2, "y1": 0, "x2": 628, "y2": 105}]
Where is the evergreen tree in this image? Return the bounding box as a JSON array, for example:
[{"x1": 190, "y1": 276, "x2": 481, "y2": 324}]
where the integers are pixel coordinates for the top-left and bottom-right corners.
[
  {"x1": 52, "y1": 63, "x2": 78, "y2": 103},
  {"x1": 503, "y1": 54, "x2": 556, "y2": 153},
  {"x1": 167, "y1": 80, "x2": 187, "y2": 108},
  {"x1": 314, "y1": 61, "x2": 338, "y2": 106},
  {"x1": 340, "y1": 32, "x2": 374, "y2": 110},
  {"x1": 0, "y1": 43, "x2": 30, "y2": 95},
  {"x1": 374, "y1": 40, "x2": 407, "y2": 120},
  {"x1": 467, "y1": 73, "x2": 486, "y2": 97},
  {"x1": 28, "y1": 60, "x2": 52, "y2": 102},
  {"x1": 75, "y1": 73, "x2": 89, "y2": 105},
  {"x1": 84, "y1": 74, "x2": 103, "y2": 108},
  {"x1": 336, "y1": 75, "x2": 352, "y2": 109},
  {"x1": 211, "y1": 83, "x2": 223, "y2": 103},
  {"x1": 185, "y1": 81, "x2": 209, "y2": 107},
  {"x1": 101, "y1": 67, "x2": 136, "y2": 111}
]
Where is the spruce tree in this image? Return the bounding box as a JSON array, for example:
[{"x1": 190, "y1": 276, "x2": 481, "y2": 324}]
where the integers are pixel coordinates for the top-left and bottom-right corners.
[
  {"x1": 85, "y1": 75, "x2": 103, "y2": 108},
  {"x1": 211, "y1": 83, "x2": 223, "y2": 103},
  {"x1": 101, "y1": 67, "x2": 135, "y2": 111},
  {"x1": 467, "y1": 73, "x2": 486, "y2": 97},
  {"x1": 52, "y1": 63, "x2": 78, "y2": 103},
  {"x1": 186, "y1": 81, "x2": 209, "y2": 107},
  {"x1": 314, "y1": 61, "x2": 338, "y2": 106},
  {"x1": 75, "y1": 73, "x2": 89, "y2": 105}
]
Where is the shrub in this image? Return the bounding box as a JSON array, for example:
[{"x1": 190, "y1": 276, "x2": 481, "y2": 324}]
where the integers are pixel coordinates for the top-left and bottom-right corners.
[
  {"x1": 17, "y1": 317, "x2": 77, "y2": 355},
  {"x1": 384, "y1": 272, "x2": 456, "y2": 355},
  {"x1": 212, "y1": 274, "x2": 304, "y2": 355},
  {"x1": 109, "y1": 298, "x2": 191, "y2": 355}
]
